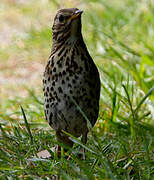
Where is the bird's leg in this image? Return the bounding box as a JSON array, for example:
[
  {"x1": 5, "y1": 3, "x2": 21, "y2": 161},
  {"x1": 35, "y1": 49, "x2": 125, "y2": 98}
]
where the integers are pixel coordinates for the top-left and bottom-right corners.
[
  {"x1": 56, "y1": 131, "x2": 73, "y2": 158},
  {"x1": 81, "y1": 131, "x2": 88, "y2": 159}
]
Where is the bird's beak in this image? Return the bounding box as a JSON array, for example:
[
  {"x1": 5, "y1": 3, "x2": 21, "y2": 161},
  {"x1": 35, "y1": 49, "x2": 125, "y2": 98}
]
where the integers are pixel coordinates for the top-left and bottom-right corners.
[{"x1": 69, "y1": 10, "x2": 83, "y2": 20}]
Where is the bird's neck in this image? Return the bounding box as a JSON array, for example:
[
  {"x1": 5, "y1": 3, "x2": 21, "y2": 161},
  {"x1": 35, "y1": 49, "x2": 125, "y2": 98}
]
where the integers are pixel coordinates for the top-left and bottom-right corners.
[
  {"x1": 52, "y1": 19, "x2": 82, "y2": 52},
  {"x1": 51, "y1": 33, "x2": 83, "y2": 55}
]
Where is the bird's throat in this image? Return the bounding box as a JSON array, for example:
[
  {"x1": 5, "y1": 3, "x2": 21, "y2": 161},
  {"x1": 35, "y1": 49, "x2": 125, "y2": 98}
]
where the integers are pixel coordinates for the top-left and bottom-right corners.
[{"x1": 70, "y1": 18, "x2": 81, "y2": 40}]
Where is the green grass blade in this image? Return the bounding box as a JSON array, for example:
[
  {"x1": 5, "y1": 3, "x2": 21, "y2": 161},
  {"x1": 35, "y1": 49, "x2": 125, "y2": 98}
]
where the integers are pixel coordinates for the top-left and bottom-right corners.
[
  {"x1": 134, "y1": 87, "x2": 154, "y2": 115},
  {"x1": 20, "y1": 106, "x2": 33, "y2": 144},
  {"x1": 122, "y1": 84, "x2": 135, "y2": 120}
]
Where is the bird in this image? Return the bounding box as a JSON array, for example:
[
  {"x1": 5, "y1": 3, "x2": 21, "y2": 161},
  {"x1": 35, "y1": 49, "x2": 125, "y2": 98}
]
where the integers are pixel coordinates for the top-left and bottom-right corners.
[{"x1": 43, "y1": 8, "x2": 100, "y2": 152}]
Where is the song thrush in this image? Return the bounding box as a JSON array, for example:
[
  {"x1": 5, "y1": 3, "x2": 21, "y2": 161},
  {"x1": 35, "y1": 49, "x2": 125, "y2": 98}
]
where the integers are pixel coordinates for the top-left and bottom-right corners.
[{"x1": 43, "y1": 8, "x2": 100, "y2": 148}]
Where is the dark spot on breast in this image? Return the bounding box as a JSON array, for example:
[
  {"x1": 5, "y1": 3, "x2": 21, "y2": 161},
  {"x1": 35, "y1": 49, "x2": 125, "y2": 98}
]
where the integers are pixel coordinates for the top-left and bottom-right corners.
[
  {"x1": 58, "y1": 87, "x2": 63, "y2": 93},
  {"x1": 75, "y1": 75, "x2": 79, "y2": 79},
  {"x1": 59, "y1": 72, "x2": 62, "y2": 77},
  {"x1": 57, "y1": 57, "x2": 63, "y2": 67},
  {"x1": 46, "y1": 104, "x2": 49, "y2": 108},
  {"x1": 80, "y1": 67, "x2": 83, "y2": 72},
  {"x1": 82, "y1": 87, "x2": 86, "y2": 92},
  {"x1": 68, "y1": 83, "x2": 72, "y2": 88},
  {"x1": 69, "y1": 72, "x2": 73, "y2": 76},
  {"x1": 53, "y1": 67, "x2": 56, "y2": 72},
  {"x1": 51, "y1": 56, "x2": 54, "y2": 66},
  {"x1": 57, "y1": 57, "x2": 62, "y2": 64},
  {"x1": 47, "y1": 87, "x2": 49, "y2": 92},
  {"x1": 68, "y1": 69, "x2": 73, "y2": 74},
  {"x1": 53, "y1": 92, "x2": 58, "y2": 99},
  {"x1": 62, "y1": 79, "x2": 65, "y2": 84},
  {"x1": 72, "y1": 79, "x2": 76, "y2": 84},
  {"x1": 48, "y1": 77, "x2": 50, "y2": 81},
  {"x1": 77, "y1": 67, "x2": 83, "y2": 74},
  {"x1": 69, "y1": 90, "x2": 73, "y2": 94},
  {"x1": 44, "y1": 92, "x2": 48, "y2": 97},
  {"x1": 51, "y1": 103, "x2": 54, "y2": 107},
  {"x1": 62, "y1": 70, "x2": 66, "y2": 75},
  {"x1": 64, "y1": 94, "x2": 67, "y2": 98},
  {"x1": 47, "y1": 61, "x2": 50, "y2": 66},
  {"x1": 66, "y1": 76, "x2": 69, "y2": 81},
  {"x1": 49, "y1": 112, "x2": 53, "y2": 126},
  {"x1": 58, "y1": 46, "x2": 65, "y2": 56},
  {"x1": 55, "y1": 74, "x2": 58, "y2": 81},
  {"x1": 72, "y1": 61, "x2": 78, "y2": 69},
  {"x1": 52, "y1": 81, "x2": 55, "y2": 86},
  {"x1": 53, "y1": 91, "x2": 57, "y2": 96},
  {"x1": 50, "y1": 87, "x2": 54, "y2": 91}
]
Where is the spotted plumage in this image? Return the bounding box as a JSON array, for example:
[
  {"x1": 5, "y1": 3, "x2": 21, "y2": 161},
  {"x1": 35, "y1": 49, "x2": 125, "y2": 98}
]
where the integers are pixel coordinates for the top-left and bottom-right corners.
[{"x1": 43, "y1": 8, "x2": 100, "y2": 147}]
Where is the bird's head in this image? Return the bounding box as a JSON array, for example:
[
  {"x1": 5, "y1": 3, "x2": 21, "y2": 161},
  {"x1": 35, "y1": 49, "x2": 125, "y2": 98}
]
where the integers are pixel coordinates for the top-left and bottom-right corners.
[{"x1": 52, "y1": 8, "x2": 83, "y2": 43}]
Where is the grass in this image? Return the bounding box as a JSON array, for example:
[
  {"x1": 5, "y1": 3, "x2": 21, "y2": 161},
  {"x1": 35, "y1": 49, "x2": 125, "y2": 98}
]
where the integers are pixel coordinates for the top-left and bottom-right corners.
[{"x1": 0, "y1": 0, "x2": 154, "y2": 179}]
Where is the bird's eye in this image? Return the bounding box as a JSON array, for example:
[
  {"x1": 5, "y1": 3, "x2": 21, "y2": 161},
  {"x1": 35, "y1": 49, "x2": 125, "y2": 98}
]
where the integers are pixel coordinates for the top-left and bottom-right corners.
[{"x1": 58, "y1": 15, "x2": 64, "y2": 22}]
